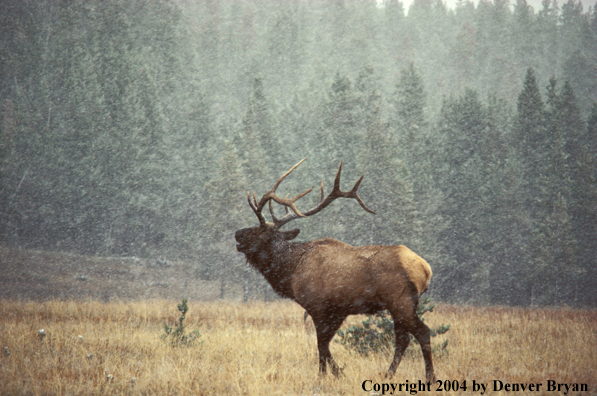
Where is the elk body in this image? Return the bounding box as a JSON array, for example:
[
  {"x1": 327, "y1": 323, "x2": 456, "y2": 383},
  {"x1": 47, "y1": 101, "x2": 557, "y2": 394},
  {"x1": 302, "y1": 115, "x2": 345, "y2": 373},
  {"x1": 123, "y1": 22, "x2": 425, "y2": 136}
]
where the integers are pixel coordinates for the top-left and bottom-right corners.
[{"x1": 234, "y1": 159, "x2": 434, "y2": 382}]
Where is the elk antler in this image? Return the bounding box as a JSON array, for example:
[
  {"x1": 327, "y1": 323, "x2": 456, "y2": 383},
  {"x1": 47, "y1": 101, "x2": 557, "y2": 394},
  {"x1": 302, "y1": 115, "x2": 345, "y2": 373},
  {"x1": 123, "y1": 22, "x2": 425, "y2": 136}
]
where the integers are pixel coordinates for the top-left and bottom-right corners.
[
  {"x1": 272, "y1": 161, "x2": 375, "y2": 228},
  {"x1": 247, "y1": 158, "x2": 313, "y2": 226},
  {"x1": 247, "y1": 159, "x2": 375, "y2": 228}
]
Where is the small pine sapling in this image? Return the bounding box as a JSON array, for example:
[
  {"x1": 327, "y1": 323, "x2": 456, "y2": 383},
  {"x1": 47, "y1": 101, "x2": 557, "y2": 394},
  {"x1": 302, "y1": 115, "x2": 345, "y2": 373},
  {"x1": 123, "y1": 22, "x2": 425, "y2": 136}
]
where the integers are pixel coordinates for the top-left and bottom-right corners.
[
  {"x1": 161, "y1": 299, "x2": 201, "y2": 347},
  {"x1": 335, "y1": 296, "x2": 450, "y2": 357},
  {"x1": 416, "y1": 296, "x2": 450, "y2": 356}
]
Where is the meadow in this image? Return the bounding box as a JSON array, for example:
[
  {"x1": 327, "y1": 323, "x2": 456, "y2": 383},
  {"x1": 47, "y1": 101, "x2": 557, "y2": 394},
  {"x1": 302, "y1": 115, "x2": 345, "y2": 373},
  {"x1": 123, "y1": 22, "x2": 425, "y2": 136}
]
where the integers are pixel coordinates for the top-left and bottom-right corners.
[{"x1": 0, "y1": 299, "x2": 595, "y2": 395}]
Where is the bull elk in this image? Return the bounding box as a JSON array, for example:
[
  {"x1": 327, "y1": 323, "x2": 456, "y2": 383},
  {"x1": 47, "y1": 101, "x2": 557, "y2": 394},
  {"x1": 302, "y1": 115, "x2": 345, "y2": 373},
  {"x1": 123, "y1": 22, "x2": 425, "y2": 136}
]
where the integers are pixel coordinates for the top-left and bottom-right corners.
[{"x1": 234, "y1": 159, "x2": 434, "y2": 382}]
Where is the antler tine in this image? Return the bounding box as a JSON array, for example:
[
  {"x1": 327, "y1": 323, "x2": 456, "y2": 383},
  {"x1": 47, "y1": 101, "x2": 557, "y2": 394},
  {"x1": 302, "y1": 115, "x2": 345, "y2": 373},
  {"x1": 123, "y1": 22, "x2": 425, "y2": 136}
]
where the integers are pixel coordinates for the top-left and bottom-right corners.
[
  {"x1": 247, "y1": 191, "x2": 257, "y2": 212},
  {"x1": 320, "y1": 180, "x2": 325, "y2": 202},
  {"x1": 355, "y1": 195, "x2": 376, "y2": 214},
  {"x1": 333, "y1": 161, "x2": 343, "y2": 191},
  {"x1": 248, "y1": 191, "x2": 266, "y2": 225},
  {"x1": 268, "y1": 200, "x2": 279, "y2": 223},
  {"x1": 269, "y1": 158, "x2": 306, "y2": 196},
  {"x1": 348, "y1": 175, "x2": 376, "y2": 214},
  {"x1": 285, "y1": 194, "x2": 292, "y2": 214},
  {"x1": 351, "y1": 175, "x2": 363, "y2": 193}
]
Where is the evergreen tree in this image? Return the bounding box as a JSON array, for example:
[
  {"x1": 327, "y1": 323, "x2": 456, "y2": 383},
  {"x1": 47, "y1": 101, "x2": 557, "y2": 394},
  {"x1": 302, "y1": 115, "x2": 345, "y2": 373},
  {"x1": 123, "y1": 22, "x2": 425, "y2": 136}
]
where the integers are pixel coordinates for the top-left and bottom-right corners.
[
  {"x1": 450, "y1": 20, "x2": 479, "y2": 91},
  {"x1": 513, "y1": 68, "x2": 547, "y2": 219},
  {"x1": 261, "y1": 2, "x2": 306, "y2": 102},
  {"x1": 323, "y1": 72, "x2": 359, "y2": 142},
  {"x1": 389, "y1": 63, "x2": 433, "y2": 255},
  {"x1": 312, "y1": 71, "x2": 372, "y2": 243},
  {"x1": 204, "y1": 139, "x2": 267, "y2": 300},
  {"x1": 433, "y1": 89, "x2": 491, "y2": 302},
  {"x1": 237, "y1": 77, "x2": 274, "y2": 199},
  {"x1": 511, "y1": 69, "x2": 551, "y2": 304},
  {"x1": 474, "y1": 0, "x2": 516, "y2": 99},
  {"x1": 576, "y1": 103, "x2": 597, "y2": 306},
  {"x1": 514, "y1": 68, "x2": 545, "y2": 147},
  {"x1": 383, "y1": 0, "x2": 407, "y2": 75},
  {"x1": 536, "y1": 0, "x2": 560, "y2": 78},
  {"x1": 561, "y1": 0, "x2": 597, "y2": 114},
  {"x1": 513, "y1": 75, "x2": 581, "y2": 305},
  {"x1": 321, "y1": 72, "x2": 362, "y2": 172},
  {"x1": 391, "y1": 63, "x2": 429, "y2": 195},
  {"x1": 393, "y1": 63, "x2": 428, "y2": 145},
  {"x1": 560, "y1": 0, "x2": 585, "y2": 60},
  {"x1": 512, "y1": 0, "x2": 537, "y2": 71},
  {"x1": 548, "y1": 81, "x2": 591, "y2": 304},
  {"x1": 354, "y1": 66, "x2": 420, "y2": 249},
  {"x1": 557, "y1": 81, "x2": 584, "y2": 170}
]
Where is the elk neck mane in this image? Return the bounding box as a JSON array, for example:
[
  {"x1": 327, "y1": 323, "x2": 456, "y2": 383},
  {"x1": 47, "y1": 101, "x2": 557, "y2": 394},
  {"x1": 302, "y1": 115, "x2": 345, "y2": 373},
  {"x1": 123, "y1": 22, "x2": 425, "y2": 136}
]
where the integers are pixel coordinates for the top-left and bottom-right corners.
[{"x1": 243, "y1": 236, "x2": 311, "y2": 300}]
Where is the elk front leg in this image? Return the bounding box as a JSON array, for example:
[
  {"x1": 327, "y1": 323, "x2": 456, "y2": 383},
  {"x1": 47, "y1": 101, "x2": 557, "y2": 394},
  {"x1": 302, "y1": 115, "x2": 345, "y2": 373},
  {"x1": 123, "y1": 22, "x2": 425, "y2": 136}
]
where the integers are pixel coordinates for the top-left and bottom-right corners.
[{"x1": 313, "y1": 315, "x2": 345, "y2": 376}]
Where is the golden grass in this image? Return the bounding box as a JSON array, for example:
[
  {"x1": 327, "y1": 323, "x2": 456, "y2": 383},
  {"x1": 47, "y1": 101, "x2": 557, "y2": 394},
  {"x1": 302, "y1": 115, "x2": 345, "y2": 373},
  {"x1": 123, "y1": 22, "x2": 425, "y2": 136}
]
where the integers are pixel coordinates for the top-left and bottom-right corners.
[{"x1": 0, "y1": 300, "x2": 595, "y2": 395}]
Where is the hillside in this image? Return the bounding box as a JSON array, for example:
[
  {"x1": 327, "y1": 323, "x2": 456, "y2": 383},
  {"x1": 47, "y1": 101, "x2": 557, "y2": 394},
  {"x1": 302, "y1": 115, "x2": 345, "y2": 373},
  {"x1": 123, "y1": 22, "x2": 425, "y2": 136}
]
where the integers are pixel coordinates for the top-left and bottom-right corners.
[{"x1": 0, "y1": 245, "x2": 226, "y2": 301}]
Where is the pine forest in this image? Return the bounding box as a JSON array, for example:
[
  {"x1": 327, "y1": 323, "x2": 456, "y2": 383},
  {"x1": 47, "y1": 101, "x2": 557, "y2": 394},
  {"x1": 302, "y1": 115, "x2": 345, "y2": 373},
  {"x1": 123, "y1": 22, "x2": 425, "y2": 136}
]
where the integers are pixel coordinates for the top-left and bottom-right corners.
[{"x1": 1, "y1": 0, "x2": 597, "y2": 307}]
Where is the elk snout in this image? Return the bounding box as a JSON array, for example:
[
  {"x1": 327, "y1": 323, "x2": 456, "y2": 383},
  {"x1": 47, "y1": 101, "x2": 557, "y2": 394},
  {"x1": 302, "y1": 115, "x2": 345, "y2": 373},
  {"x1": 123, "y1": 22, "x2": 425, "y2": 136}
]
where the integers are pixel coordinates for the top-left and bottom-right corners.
[{"x1": 235, "y1": 227, "x2": 253, "y2": 251}]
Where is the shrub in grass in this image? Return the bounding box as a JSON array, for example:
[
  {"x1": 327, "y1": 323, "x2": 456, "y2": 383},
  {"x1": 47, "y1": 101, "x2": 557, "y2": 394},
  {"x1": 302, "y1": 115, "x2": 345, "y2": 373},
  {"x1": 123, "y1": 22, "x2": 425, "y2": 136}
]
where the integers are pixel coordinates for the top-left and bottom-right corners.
[
  {"x1": 161, "y1": 299, "x2": 201, "y2": 347},
  {"x1": 335, "y1": 296, "x2": 450, "y2": 357}
]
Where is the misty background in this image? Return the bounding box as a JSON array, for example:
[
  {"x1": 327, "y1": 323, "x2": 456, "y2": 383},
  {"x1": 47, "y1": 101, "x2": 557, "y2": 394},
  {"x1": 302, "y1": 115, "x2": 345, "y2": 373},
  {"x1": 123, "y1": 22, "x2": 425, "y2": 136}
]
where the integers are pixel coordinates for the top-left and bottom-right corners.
[{"x1": 1, "y1": 0, "x2": 596, "y2": 307}]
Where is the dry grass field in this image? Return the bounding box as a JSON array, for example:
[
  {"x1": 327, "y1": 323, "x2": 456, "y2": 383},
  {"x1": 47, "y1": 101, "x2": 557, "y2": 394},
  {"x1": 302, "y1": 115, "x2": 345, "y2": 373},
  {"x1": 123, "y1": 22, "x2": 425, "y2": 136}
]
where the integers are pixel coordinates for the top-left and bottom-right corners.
[{"x1": 1, "y1": 299, "x2": 596, "y2": 395}]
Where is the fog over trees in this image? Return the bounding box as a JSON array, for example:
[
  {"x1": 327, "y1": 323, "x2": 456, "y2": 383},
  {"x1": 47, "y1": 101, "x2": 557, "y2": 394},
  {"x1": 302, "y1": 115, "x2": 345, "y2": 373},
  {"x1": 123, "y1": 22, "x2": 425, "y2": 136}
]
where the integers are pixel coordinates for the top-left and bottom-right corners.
[{"x1": 1, "y1": 0, "x2": 596, "y2": 306}]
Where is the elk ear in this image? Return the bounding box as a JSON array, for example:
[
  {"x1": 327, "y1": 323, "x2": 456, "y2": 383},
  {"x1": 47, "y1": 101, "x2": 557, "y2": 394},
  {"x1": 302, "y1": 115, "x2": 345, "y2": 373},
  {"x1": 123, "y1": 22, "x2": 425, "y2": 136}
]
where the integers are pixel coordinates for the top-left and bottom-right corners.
[{"x1": 281, "y1": 229, "x2": 300, "y2": 241}]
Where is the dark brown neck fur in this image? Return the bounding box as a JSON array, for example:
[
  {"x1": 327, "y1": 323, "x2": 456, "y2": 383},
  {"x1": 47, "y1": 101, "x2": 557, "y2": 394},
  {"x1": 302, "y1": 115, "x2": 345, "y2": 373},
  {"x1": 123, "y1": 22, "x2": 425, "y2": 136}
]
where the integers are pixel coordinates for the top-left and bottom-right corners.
[{"x1": 244, "y1": 239, "x2": 309, "y2": 300}]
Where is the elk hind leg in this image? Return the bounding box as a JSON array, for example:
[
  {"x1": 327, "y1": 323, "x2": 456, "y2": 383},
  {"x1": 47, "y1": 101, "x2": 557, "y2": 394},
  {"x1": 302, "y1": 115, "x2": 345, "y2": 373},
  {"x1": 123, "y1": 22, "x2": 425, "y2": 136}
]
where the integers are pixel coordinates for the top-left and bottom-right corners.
[
  {"x1": 388, "y1": 295, "x2": 435, "y2": 382},
  {"x1": 410, "y1": 316, "x2": 435, "y2": 383},
  {"x1": 387, "y1": 324, "x2": 410, "y2": 378}
]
